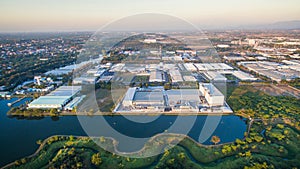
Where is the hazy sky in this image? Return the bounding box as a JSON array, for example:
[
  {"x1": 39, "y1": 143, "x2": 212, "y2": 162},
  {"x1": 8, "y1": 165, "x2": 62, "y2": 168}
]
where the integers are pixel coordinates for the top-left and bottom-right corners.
[{"x1": 0, "y1": 0, "x2": 300, "y2": 32}]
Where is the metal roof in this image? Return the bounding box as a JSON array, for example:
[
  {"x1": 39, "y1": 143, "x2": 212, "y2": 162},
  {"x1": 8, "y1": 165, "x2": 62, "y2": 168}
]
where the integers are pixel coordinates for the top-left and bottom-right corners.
[
  {"x1": 133, "y1": 91, "x2": 164, "y2": 102},
  {"x1": 166, "y1": 89, "x2": 200, "y2": 103},
  {"x1": 200, "y1": 83, "x2": 223, "y2": 96},
  {"x1": 29, "y1": 96, "x2": 71, "y2": 106},
  {"x1": 47, "y1": 86, "x2": 81, "y2": 97},
  {"x1": 123, "y1": 87, "x2": 137, "y2": 102}
]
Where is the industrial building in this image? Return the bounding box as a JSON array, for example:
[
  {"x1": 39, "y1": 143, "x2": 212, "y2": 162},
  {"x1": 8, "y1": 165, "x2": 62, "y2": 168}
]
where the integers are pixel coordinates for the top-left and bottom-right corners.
[
  {"x1": 64, "y1": 96, "x2": 85, "y2": 111},
  {"x1": 0, "y1": 91, "x2": 11, "y2": 98},
  {"x1": 203, "y1": 71, "x2": 227, "y2": 82},
  {"x1": 47, "y1": 86, "x2": 81, "y2": 96},
  {"x1": 183, "y1": 63, "x2": 198, "y2": 72},
  {"x1": 28, "y1": 96, "x2": 72, "y2": 109},
  {"x1": 169, "y1": 69, "x2": 183, "y2": 82},
  {"x1": 44, "y1": 60, "x2": 98, "y2": 76},
  {"x1": 232, "y1": 71, "x2": 258, "y2": 81},
  {"x1": 116, "y1": 83, "x2": 229, "y2": 113},
  {"x1": 193, "y1": 63, "x2": 234, "y2": 71},
  {"x1": 182, "y1": 75, "x2": 197, "y2": 82},
  {"x1": 122, "y1": 87, "x2": 137, "y2": 107},
  {"x1": 118, "y1": 87, "x2": 198, "y2": 112},
  {"x1": 73, "y1": 77, "x2": 97, "y2": 84},
  {"x1": 166, "y1": 89, "x2": 200, "y2": 111},
  {"x1": 182, "y1": 63, "x2": 234, "y2": 73},
  {"x1": 149, "y1": 70, "x2": 166, "y2": 82},
  {"x1": 87, "y1": 68, "x2": 106, "y2": 77},
  {"x1": 28, "y1": 86, "x2": 81, "y2": 109},
  {"x1": 133, "y1": 89, "x2": 165, "y2": 108},
  {"x1": 122, "y1": 87, "x2": 165, "y2": 109},
  {"x1": 199, "y1": 83, "x2": 224, "y2": 107},
  {"x1": 238, "y1": 61, "x2": 300, "y2": 82}
]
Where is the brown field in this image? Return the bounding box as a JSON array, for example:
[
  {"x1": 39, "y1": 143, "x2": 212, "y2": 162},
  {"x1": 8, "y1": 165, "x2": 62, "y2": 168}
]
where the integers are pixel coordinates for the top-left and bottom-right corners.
[{"x1": 252, "y1": 84, "x2": 300, "y2": 98}]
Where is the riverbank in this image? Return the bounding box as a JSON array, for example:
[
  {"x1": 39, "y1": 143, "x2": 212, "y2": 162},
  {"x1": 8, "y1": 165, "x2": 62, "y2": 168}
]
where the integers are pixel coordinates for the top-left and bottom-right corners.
[
  {"x1": 0, "y1": 133, "x2": 254, "y2": 169},
  {"x1": 8, "y1": 108, "x2": 234, "y2": 117}
]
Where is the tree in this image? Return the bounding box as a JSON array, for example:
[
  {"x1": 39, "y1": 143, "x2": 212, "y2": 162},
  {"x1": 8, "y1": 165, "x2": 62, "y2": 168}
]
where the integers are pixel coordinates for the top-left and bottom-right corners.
[
  {"x1": 138, "y1": 82, "x2": 143, "y2": 88},
  {"x1": 36, "y1": 140, "x2": 42, "y2": 145},
  {"x1": 99, "y1": 136, "x2": 105, "y2": 143},
  {"x1": 277, "y1": 124, "x2": 284, "y2": 129},
  {"x1": 246, "y1": 137, "x2": 252, "y2": 143},
  {"x1": 211, "y1": 135, "x2": 221, "y2": 145},
  {"x1": 245, "y1": 151, "x2": 251, "y2": 157},
  {"x1": 49, "y1": 108, "x2": 57, "y2": 116},
  {"x1": 91, "y1": 153, "x2": 102, "y2": 166},
  {"x1": 254, "y1": 136, "x2": 263, "y2": 142},
  {"x1": 164, "y1": 83, "x2": 171, "y2": 90},
  {"x1": 69, "y1": 135, "x2": 74, "y2": 141},
  {"x1": 33, "y1": 93, "x2": 39, "y2": 99},
  {"x1": 88, "y1": 108, "x2": 94, "y2": 115},
  {"x1": 177, "y1": 152, "x2": 186, "y2": 159},
  {"x1": 20, "y1": 158, "x2": 27, "y2": 164},
  {"x1": 14, "y1": 160, "x2": 21, "y2": 166}
]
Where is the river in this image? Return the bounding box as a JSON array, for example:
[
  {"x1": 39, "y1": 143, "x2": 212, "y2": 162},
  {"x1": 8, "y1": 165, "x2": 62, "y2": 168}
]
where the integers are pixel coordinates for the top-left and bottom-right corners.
[{"x1": 0, "y1": 98, "x2": 246, "y2": 167}]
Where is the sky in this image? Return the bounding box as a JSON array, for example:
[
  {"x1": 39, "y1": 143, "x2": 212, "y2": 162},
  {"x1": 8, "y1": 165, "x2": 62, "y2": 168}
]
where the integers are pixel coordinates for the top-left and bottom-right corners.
[{"x1": 0, "y1": 0, "x2": 300, "y2": 32}]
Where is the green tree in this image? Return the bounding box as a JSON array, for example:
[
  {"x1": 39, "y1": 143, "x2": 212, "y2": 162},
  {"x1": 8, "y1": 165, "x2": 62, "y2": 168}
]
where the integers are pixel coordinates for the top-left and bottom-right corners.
[
  {"x1": 91, "y1": 153, "x2": 102, "y2": 166},
  {"x1": 145, "y1": 82, "x2": 149, "y2": 88},
  {"x1": 277, "y1": 124, "x2": 284, "y2": 129},
  {"x1": 254, "y1": 136, "x2": 263, "y2": 142},
  {"x1": 49, "y1": 108, "x2": 57, "y2": 116},
  {"x1": 20, "y1": 158, "x2": 27, "y2": 164},
  {"x1": 99, "y1": 136, "x2": 105, "y2": 143},
  {"x1": 164, "y1": 83, "x2": 171, "y2": 90},
  {"x1": 245, "y1": 151, "x2": 251, "y2": 157},
  {"x1": 69, "y1": 135, "x2": 74, "y2": 141},
  {"x1": 36, "y1": 140, "x2": 42, "y2": 145}
]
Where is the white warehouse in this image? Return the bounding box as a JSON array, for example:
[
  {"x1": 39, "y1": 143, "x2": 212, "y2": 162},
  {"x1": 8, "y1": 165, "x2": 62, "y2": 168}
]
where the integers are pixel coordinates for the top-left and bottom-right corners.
[{"x1": 199, "y1": 83, "x2": 224, "y2": 107}]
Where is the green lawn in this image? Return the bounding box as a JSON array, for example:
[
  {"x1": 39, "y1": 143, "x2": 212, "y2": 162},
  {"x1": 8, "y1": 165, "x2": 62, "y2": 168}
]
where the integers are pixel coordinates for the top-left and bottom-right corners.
[{"x1": 7, "y1": 123, "x2": 300, "y2": 169}]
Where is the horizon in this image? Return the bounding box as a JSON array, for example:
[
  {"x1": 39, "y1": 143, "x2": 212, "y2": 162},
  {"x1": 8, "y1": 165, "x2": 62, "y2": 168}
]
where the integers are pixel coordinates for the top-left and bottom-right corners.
[{"x1": 0, "y1": 20, "x2": 300, "y2": 33}]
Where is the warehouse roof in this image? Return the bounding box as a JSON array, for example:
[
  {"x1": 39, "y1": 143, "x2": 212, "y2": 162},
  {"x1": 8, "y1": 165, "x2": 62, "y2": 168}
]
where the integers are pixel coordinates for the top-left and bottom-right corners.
[
  {"x1": 200, "y1": 83, "x2": 223, "y2": 96},
  {"x1": 166, "y1": 89, "x2": 200, "y2": 102},
  {"x1": 29, "y1": 96, "x2": 71, "y2": 106},
  {"x1": 133, "y1": 91, "x2": 164, "y2": 102},
  {"x1": 123, "y1": 87, "x2": 137, "y2": 102},
  {"x1": 47, "y1": 86, "x2": 81, "y2": 97}
]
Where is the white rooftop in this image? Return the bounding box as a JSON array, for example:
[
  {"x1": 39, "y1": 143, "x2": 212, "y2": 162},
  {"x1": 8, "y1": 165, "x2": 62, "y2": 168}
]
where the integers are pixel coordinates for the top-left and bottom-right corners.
[
  {"x1": 200, "y1": 83, "x2": 223, "y2": 96},
  {"x1": 123, "y1": 87, "x2": 137, "y2": 102}
]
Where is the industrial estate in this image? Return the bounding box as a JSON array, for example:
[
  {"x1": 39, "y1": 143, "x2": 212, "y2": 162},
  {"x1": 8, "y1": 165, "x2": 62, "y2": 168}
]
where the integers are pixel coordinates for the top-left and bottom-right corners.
[
  {"x1": 21, "y1": 61, "x2": 238, "y2": 114},
  {"x1": 3, "y1": 32, "x2": 300, "y2": 116},
  {"x1": 1, "y1": 30, "x2": 300, "y2": 169}
]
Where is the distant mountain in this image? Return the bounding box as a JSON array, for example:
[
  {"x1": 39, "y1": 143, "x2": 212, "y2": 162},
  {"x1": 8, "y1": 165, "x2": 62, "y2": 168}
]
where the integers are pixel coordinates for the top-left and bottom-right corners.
[
  {"x1": 261, "y1": 20, "x2": 300, "y2": 30},
  {"x1": 200, "y1": 20, "x2": 300, "y2": 30}
]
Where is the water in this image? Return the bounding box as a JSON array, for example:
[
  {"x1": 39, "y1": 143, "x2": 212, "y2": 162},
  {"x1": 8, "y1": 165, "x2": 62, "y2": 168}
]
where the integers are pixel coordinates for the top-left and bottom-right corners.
[{"x1": 0, "y1": 98, "x2": 246, "y2": 167}]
